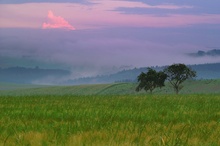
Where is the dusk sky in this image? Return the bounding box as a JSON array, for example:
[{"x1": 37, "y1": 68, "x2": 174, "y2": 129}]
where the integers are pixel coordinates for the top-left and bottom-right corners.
[{"x1": 1, "y1": 0, "x2": 220, "y2": 77}]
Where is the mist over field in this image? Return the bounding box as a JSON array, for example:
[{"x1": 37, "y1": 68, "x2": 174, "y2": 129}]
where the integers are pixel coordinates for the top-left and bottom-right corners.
[
  {"x1": 1, "y1": 27, "x2": 220, "y2": 77},
  {"x1": 1, "y1": 0, "x2": 220, "y2": 83}
]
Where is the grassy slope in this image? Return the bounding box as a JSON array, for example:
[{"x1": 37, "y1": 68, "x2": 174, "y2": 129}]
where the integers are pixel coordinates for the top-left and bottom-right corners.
[{"x1": 0, "y1": 79, "x2": 220, "y2": 96}]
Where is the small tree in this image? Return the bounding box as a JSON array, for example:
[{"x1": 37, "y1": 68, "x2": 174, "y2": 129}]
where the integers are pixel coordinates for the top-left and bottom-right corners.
[
  {"x1": 136, "y1": 68, "x2": 167, "y2": 94},
  {"x1": 164, "y1": 63, "x2": 196, "y2": 94}
]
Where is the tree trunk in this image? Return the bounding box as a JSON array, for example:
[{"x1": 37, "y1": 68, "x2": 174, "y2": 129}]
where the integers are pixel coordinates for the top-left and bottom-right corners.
[
  {"x1": 174, "y1": 85, "x2": 179, "y2": 94},
  {"x1": 175, "y1": 89, "x2": 179, "y2": 94}
]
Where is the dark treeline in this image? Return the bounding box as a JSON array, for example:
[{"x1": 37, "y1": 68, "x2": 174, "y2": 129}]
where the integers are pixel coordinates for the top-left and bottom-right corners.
[{"x1": 0, "y1": 66, "x2": 70, "y2": 83}]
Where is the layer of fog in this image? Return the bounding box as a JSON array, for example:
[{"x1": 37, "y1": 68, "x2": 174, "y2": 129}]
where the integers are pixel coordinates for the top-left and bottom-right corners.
[{"x1": 1, "y1": 27, "x2": 220, "y2": 81}]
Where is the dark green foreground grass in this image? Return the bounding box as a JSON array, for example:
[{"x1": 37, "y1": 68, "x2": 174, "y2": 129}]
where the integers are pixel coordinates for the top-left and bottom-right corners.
[{"x1": 0, "y1": 94, "x2": 219, "y2": 145}]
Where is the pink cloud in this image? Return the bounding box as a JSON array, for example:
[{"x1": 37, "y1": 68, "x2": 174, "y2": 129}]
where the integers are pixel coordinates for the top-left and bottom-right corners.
[
  {"x1": 42, "y1": 10, "x2": 75, "y2": 30},
  {"x1": 1, "y1": 3, "x2": 220, "y2": 29}
]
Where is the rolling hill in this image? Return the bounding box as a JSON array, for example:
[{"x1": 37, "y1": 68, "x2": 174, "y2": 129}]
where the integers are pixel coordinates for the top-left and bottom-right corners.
[{"x1": 0, "y1": 79, "x2": 219, "y2": 96}]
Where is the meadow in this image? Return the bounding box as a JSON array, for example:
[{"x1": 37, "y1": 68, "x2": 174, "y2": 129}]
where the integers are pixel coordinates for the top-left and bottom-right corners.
[
  {"x1": 0, "y1": 79, "x2": 220, "y2": 96},
  {"x1": 0, "y1": 80, "x2": 220, "y2": 145}
]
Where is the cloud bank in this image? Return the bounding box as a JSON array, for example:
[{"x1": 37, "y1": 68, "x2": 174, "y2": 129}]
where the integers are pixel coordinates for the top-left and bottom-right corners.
[{"x1": 42, "y1": 10, "x2": 75, "y2": 30}]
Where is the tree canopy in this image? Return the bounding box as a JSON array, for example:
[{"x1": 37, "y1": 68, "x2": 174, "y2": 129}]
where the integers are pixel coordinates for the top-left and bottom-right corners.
[
  {"x1": 136, "y1": 68, "x2": 167, "y2": 93},
  {"x1": 164, "y1": 63, "x2": 196, "y2": 94}
]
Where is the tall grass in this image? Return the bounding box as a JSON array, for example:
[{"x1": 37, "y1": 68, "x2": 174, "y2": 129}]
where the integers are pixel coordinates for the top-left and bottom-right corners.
[{"x1": 0, "y1": 94, "x2": 219, "y2": 145}]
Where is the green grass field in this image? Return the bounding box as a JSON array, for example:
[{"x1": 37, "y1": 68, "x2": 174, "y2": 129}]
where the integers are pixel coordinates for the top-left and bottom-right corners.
[
  {"x1": 0, "y1": 79, "x2": 220, "y2": 96},
  {"x1": 0, "y1": 80, "x2": 220, "y2": 145}
]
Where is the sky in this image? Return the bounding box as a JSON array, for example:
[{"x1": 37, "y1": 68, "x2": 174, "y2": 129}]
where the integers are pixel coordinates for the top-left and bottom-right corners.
[{"x1": 0, "y1": 0, "x2": 220, "y2": 77}]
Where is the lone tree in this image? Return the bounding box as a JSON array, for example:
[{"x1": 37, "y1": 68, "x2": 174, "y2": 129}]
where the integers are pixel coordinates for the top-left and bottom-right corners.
[
  {"x1": 163, "y1": 63, "x2": 196, "y2": 94},
  {"x1": 136, "y1": 68, "x2": 167, "y2": 94}
]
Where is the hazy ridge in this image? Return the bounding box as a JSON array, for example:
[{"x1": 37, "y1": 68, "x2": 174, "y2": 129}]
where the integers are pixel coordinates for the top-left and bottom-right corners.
[
  {"x1": 66, "y1": 63, "x2": 220, "y2": 85},
  {"x1": 0, "y1": 63, "x2": 220, "y2": 84}
]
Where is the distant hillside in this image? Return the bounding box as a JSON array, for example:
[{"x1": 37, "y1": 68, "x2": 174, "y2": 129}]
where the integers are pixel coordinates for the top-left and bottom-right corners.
[
  {"x1": 0, "y1": 56, "x2": 69, "y2": 69},
  {"x1": 189, "y1": 63, "x2": 220, "y2": 79},
  {"x1": 0, "y1": 66, "x2": 70, "y2": 84},
  {"x1": 1, "y1": 63, "x2": 219, "y2": 85},
  {"x1": 66, "y1": 63, "x2": 220, "y2": 85}
]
